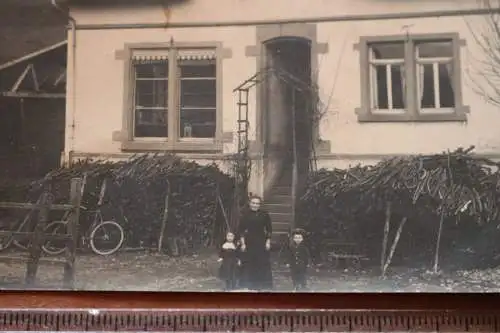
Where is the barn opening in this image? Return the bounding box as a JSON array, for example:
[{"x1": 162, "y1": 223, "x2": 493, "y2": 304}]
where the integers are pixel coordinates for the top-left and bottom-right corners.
[{"x1": 0, "y1": 43, "x2": 67, "y2": 183}]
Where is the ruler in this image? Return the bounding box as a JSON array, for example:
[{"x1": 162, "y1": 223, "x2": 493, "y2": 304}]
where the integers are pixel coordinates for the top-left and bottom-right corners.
[{"x1": 0, "y1": 309, "x2": 498, "y2": 332}]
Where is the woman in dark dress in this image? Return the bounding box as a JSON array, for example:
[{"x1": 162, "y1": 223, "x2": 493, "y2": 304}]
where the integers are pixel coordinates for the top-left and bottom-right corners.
[{"x1": 238, "y1": 195, "x2": 273, "y2": 291}]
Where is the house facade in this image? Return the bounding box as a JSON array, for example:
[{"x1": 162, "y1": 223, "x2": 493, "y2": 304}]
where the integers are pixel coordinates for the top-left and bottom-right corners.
[{"x1": 64, "y1": 0, "x2": 500, "y2": 200}]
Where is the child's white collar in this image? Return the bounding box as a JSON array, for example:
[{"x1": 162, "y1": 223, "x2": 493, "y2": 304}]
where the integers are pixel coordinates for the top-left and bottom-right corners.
[{"x1": 222, "y1": 242, "x2": 236, "y2": 250}]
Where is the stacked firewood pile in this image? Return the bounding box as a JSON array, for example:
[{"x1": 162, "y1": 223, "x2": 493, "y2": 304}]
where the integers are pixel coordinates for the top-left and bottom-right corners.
[
  {"x1": 0, "y1": 154, "x2": 236, "y2": 252},
  {"x1": 299, "y1": 146, "x2": 500, "y2": 271}
]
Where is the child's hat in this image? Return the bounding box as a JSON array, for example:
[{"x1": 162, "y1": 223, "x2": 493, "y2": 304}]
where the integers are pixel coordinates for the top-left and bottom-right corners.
[{"x1": 291, "y1": 228, "x2": 307, "y2": 236}]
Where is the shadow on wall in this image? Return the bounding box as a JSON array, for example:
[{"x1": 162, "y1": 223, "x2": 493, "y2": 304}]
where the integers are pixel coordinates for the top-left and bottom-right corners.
[
  {"x1": 370, "y1": 0, "x2": 455, "y2": 2},
  {"x1": 263, "y1": 148, "x2": 286, "y2": 196},
  {"x1": 67, "y1": 0, "x2": 193, "y2": 7}
]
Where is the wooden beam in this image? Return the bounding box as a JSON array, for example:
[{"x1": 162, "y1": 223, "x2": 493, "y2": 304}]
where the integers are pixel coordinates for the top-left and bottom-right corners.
[
  {"x1": 54, "y1": 68, "x2": 66, "y2": 87},
  {"x1": 11, "y1": 64, "x2": 32, "y2": 93},
  {"x1": 0, "y1": 230, "x2": 71, "y2": 241},
  {"x1": 0, "y1": 202, "x2": 72, "y2": 210},
  {"x1": 1, "y1": 92, "x2": 65, "y2": 99},
  {"x1": 0, "y1": 41, "x2": 67, "y2": 72},
  {"x1": 31, "y1": 64, "x2": 40, "y2": 92},
  {"x1": 25, "y1": 191, "x2": 53, "y2": 285},
  {"x1": 64, "y1": 178, "x2": 83, "y2": 289},
  {"x1": 0, "y1": 255, "x2": 66, "y2": 266}
]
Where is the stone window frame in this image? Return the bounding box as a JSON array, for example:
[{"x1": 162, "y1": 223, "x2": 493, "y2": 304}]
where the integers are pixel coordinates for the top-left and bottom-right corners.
[
  {"x1": 114, "y1": 41, "x2": 232, "y2": 152},
  {"x1": 354, "y1": 33, "x2": 470, "y2": 123}
]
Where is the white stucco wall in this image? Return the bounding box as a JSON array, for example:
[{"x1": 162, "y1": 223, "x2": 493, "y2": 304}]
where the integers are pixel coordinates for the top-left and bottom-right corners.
[
  {"x1": 317, "y1": 15, "x2": 500, "y2": 156},
  {"x1": 66, "y1": 0, "x2": 500, "y2": 185},
  {"x1": 67, "y1": 26, "x2": 256, "y2": 154},
  {"x1": 71, "y1": 0, "x2": 482, "y2": 25}
]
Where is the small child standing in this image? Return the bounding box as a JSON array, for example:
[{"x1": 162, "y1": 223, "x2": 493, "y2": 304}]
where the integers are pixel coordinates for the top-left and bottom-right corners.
[
  {"x1": 217, "y1": 232, "x2": 241, "y2": 291},
  {"x1": 286, "y1": 229, "x2": 311, "y2": 291}
]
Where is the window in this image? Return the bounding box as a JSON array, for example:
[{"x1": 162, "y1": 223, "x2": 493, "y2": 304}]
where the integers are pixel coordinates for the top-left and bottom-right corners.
[
  {"x1": 415, "y1": 41, "x2": 455, "y2": 110},
  {"x1": 357, "y1": 34, "x2": 468, "y2": 122},
  {"x1": 134, "y1": 60, "x2": 169, "y2": 138},
  {"x1": 369, "y1": 42, "x2": 406, "y2": 110},
  {"x1": 129, "y1": 47, "x2": 219, "y2": 146},
  {"x1": 179, "y1": 60, "x2": 216, "y2": 139}
]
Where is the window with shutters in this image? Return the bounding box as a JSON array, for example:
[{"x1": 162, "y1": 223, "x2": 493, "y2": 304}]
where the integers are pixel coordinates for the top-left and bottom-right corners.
[
  {"x1": 355, "y1": 33, "x2": 470, "y2": 123},
  {"x1": 127, "y1": 46, "x2": 220, "y2": 150}
]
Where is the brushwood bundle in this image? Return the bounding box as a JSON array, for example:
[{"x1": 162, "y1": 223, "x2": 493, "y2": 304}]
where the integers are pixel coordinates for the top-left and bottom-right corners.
[
  {"x1": 0, "y1": 154, "x2": 236, "y2": 252},
  {"x1": 300, "y1": 146, "x2": 500, "y2": 239}
]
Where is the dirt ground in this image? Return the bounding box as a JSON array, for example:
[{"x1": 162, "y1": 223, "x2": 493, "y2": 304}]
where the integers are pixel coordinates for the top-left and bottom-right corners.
[{"x1": 0, "y1": 251, "x2": 499, "y2": 292}]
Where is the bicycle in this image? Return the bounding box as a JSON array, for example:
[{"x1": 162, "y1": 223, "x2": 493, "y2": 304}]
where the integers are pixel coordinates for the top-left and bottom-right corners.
[{"x1": 42, "y1": 205, "x2": 125, "y2": 256}]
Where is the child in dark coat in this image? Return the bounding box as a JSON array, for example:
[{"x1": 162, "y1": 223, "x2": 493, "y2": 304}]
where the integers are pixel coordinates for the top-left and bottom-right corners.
[
  {"x1": 217, "y1": 232, "x2": 241, "y2": 291},
  {"x1": 286, "y1": 229, "x2": 311, "y2": 291}
]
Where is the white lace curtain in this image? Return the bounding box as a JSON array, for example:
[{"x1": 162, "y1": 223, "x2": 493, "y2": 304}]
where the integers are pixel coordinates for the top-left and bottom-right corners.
[
  {"x1": 417, "y1": 63, "x2": 453, "y2": 108},
  {"x1": 369, "y1": 47, "x2": 453, "y2": 109},
  {"x1": 369, "y1": 48, "x2": 406, "y2": 109}
]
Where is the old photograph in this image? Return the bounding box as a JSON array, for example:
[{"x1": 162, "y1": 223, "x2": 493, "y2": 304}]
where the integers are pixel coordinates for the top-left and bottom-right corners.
[{"x1": 0, "y1": 0, "x2": 500, "y2": 292}]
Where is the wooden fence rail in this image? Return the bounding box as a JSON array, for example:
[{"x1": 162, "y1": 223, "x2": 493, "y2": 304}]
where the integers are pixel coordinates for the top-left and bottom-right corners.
[
  {"x1": 0, "y1": 178, "x2": 82, "y2": 289},
  {"x1": 0, "y1": 202, "x2": 73, "y2": 210},
  {"x1": 0, "y1": 231, "x2": 71, "y2": 240}
]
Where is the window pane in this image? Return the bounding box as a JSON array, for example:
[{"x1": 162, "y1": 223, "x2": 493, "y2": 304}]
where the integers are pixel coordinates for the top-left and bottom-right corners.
[
  {"x1": 133, "y1": 61, "x2": 168, "y2": 138},
  {"x1": 179, "y1": 62, "x2": 217, "y2": 138},
  {"x1": 417, "y1": 41, "x2": 453, "y2": 58},
  {"x1": 134, "y1": 108, "x2": 168, "y2": 138},
  {"x1": 180, "y1": 79, "x2": 216, "y2": 108},
  {"x1": 135, "y1": 61, "x2": 168, "y2": 79},
  {"x1": 372, "y1": 64, "x2": 405, "y2": 109},
  {"x1": 135, "y1": 80, "x2": 168, "y2": 108},
  {"x1": 180, "y1": 63, "x2": 216, "y2": 78},
  {"x1": 134, "y1": 61, "x2": 168, "y2": 108},
  {"x1": 370, "y1": 42, "x2": 405, "y2": 59},
  {"x1": 418, "y1": 63, "x2": 455, "y2": 109},
  {"x1": 419, "y1": 64, "x2": 435, "y2": 108},
  {"x1": 439, "y1": 64, "x2": 455, "y2": 107},
  {"x1": 180, "y1": 108, "x2": 216, "y2": 138}
]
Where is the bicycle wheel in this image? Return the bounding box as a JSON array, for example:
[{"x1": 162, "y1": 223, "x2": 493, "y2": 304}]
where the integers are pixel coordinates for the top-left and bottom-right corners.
[
  {"x1": 89, "y1": 221, "x2": 124, "y2": 255},
  {"x1": 42, "y1": 221, "x2": 68, "y2": 256},
  {"x1": 0, "y1": 235, "x2": 13, "y2": 252},
  {"x1": 12, "y1": 219, "x2": 31, "y2": 251},
  {"x1": 12, "y1": 221, "x2": 34, "y2": 251},
  {"x1": 0, "y1": 217, "x2": 16, "y2": 251}
]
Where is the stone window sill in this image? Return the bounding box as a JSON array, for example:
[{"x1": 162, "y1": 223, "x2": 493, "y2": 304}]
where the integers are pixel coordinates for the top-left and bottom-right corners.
[
  {"x1": 121, "y1": 139, "x2": 223, "y2": 153},
  {"x1": 355, "y1": 106, "x2": 469, "y2": 123},
  {"x1": 115, "y1": 130, "x2": 233, "y2": 153}
]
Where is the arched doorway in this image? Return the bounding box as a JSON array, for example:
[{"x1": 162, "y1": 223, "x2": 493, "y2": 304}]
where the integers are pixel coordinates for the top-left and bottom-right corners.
[{"x1": 261, "y1": 36, "x2": 313, "y2": 194}]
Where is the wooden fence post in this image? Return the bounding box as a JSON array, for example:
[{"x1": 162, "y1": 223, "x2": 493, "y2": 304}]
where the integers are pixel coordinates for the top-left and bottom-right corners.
[
  {"x1": 63, "y1": 178, "x2": 82, "y2": 289},
  {"x1": 25, "y1": 191, "x2": 53, "y2": 286}
]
